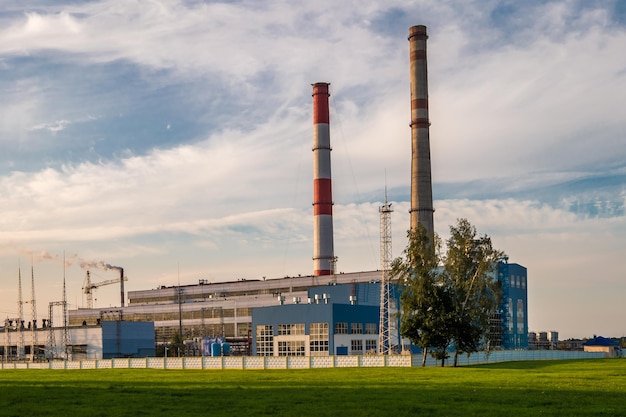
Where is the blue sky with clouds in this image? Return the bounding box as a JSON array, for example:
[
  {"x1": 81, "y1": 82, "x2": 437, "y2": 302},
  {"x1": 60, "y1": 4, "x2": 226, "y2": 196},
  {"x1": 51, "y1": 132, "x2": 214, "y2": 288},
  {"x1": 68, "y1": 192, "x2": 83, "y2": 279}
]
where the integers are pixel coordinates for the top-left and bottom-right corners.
[{"x1": 1, "y1": 0, "x2": 625, "y2": 339}]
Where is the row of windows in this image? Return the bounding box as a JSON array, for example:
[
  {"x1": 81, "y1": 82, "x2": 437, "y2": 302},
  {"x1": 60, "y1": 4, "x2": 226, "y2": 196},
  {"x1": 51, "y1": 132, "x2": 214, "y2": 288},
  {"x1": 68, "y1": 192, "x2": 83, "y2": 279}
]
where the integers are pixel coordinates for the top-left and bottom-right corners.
[
  {"x1": 256, "y1": 323, "x2": 333, "y2": 356},
  {"x1": 155, "y1": 323, "x2": 249, "y2": 343},
  {"x1": 278, "y1": 323, "x2": 305, "y2": 335},
  {"x1": 72, "y1": 307, "x2": 255, "y2": 327},
  {"x1": 256, "y1": 325, "x2": 274, "y2": 356},
  {"x1": 259, "y1": 322, "x2": 377, "y2": 336},
  {"x1": 350, "y1": 339, "x2": 378, "y2": 354},
  {"x1": 510, "y1": 275, "x2": 526, "y2": 289},
  {"x1": 506, "y1": 298, "x2": 526, "y2": 335},
  {"x1": 278, "y1": 341, "x2": 306, "y2": 356},
  {"x1": 335, "y1": 323, "x2": 377, "y2": 335},
  {"x1": 310, "y1": 323, "x2": 329, "y2": 340}
]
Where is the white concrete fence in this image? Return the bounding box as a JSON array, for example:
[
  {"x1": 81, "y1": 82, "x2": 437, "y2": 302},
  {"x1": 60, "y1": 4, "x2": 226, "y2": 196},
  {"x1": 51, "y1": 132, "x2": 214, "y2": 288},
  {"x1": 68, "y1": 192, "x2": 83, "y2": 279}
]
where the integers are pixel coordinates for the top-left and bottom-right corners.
[{"x1": 0, "y1": 350, "x2": 606, "y2": 370}]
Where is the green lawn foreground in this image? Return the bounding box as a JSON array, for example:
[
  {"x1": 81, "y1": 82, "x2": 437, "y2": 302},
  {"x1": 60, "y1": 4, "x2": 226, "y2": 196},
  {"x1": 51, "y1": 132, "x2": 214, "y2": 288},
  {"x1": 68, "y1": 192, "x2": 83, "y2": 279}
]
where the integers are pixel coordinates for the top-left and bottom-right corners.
[{"x1": 0, "y1": 359, "x2": 624, "y2": 417}]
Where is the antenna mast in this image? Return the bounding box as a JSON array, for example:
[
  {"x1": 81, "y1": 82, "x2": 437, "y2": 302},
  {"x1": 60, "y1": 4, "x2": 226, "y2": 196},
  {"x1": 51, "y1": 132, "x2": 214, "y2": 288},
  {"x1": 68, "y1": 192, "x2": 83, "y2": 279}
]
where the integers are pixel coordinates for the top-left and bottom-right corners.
[{"x1": 378, "y1": 183, "x2": 394, "y2": 354}]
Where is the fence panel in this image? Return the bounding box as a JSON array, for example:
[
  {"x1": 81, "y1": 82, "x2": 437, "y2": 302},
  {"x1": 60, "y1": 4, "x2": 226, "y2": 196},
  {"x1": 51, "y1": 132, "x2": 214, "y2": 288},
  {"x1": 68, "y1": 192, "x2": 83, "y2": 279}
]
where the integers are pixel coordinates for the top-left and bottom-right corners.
[
  {"x1": 147, "y1": 357, "x2": 164, "y2": 369},
  {"x1": 202, "y1": 357, "x2": 222, "y2": 369},
  {"x1": 311, "y1": 356, "x2": 333, "y2": 369},
  {"x1": 96, "y1": 359, "x2": 112, "y2": 369},
  {"x1": 360, "y1": 355, "x2": 385, "y2": 367},
  {"x1": 223, "y1": 357, "x2": 244, "y2": 369},
  {"x1": 184, "y1": 357, "x2": 202, "y2": 369},
  {"x1": 335, "y1": 356, "x2": 358, "y2": 368},
  {"x1": 265, "y1": 356, "x2": 288, "y2": 369},
  {"x1": 243, "y1": 356, "x2": 265, "y2": 369},
  {"x1": 165, "y1": 358, "x2": 183, "y2": 369},
  {"x1": 129, "y1": 358, "x2": 147, "y2": 368},
  {"x1": 112, "y1": 358, "x2": 129, "y2": 368},
  {"x1": 287, "y1": 357, "x2": 309, "y2": 369}
]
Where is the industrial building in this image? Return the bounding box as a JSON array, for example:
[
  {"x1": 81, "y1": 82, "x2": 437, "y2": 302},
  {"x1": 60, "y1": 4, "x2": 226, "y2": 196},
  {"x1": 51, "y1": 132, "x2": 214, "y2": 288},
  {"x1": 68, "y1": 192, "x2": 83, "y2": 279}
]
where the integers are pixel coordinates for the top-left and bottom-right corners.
[
  {"x1": 4, "y1": 24, "x2": 529, "y2": 361},
  {"x1": 64, "y1": 258, "x2": 528, "y2": 356},
  {"x1": 252, "y1": 261, "x2": 529, "y2": 356},
  {"x1": 499, "y1": 262, "x2": 529, "y2": 349},
  {"x1": 1, "y1": 320, "x2": 154, "y2": 361},
  {"x1": 69, "y1": 271, "x2": 390, "y2": 354}
]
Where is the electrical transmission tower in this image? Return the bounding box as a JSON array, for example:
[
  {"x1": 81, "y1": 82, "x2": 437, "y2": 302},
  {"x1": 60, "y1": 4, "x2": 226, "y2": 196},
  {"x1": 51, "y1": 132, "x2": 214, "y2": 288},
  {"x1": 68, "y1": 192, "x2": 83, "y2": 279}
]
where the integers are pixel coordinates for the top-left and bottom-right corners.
[
  {"x1": 47, "y1": 266, "x2": 71, "y2": 360},
  {"x1": 30, "y1": 266, "x2": 38, "y2": 360},
  {"x1": 17, "y1": 267, "x2": 25, "y2": 360},
  {"x1": 378, "y1": 191, "x2": 394, "y2": 354}
]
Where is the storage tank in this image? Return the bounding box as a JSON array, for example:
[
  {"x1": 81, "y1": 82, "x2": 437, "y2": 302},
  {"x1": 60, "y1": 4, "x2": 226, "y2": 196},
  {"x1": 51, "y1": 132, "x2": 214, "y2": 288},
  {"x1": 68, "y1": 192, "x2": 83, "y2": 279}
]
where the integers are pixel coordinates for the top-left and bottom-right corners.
[{"x1": 211, "y1": 342, "x2": 221, "y2": 357}]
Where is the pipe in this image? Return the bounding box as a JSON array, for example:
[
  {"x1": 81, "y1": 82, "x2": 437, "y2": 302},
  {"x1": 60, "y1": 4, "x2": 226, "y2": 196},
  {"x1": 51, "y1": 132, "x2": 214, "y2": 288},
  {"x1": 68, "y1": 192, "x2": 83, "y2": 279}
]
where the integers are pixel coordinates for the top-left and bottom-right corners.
[{"x1": 120, "y1": 268, "x2": 125, "y2": 307}]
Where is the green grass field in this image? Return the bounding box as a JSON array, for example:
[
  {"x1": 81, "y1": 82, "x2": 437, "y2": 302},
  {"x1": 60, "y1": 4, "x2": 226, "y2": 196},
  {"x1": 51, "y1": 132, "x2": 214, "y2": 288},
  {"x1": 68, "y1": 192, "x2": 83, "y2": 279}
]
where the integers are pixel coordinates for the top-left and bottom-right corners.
[{"x1": 0, "y1": 359, "x2": 624, "y2": 416}]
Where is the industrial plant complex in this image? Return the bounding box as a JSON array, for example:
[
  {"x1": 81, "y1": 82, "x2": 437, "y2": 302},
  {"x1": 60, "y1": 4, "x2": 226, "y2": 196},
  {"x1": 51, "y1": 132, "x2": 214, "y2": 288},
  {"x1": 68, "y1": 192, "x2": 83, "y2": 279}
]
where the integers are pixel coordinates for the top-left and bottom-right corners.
[{"x1": 2, "y1": 25, "x2": 532, "y2": 362}]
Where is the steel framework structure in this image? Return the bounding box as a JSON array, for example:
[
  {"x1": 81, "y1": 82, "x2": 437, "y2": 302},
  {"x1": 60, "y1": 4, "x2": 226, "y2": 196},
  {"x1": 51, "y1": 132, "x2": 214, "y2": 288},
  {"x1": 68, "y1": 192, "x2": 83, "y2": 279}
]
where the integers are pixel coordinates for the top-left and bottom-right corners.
[{"x1": 378, "y1": 194, "x2": 394, "y2": 354}]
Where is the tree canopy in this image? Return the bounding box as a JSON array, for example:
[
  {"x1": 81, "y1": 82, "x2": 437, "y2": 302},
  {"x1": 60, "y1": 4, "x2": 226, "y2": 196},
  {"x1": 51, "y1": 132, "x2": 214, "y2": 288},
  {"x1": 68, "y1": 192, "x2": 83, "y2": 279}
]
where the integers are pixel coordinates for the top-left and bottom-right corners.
[
  {"x1": 392, "y1": 218, "x2": 504, "y2": 366},
  {"x1": 393, "y1": 224, "x2": 453, "y2": 366}
]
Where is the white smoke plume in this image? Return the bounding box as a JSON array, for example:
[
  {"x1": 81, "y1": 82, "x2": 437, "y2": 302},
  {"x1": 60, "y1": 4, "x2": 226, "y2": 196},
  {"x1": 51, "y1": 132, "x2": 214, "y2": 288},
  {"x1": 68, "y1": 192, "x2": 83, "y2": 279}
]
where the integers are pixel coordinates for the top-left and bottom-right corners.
[
  {"x1": 78, "y1": 260, "x2": 122, "y2": 272},
  {"x1": 9, "y1": 246, "x2": 121, "y2": 271}
]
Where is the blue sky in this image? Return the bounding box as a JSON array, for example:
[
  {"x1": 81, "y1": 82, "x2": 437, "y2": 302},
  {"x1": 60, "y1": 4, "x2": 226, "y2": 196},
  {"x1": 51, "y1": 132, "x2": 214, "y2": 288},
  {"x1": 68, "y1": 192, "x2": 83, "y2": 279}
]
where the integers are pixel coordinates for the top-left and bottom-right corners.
[{"x1": 1, "y1": 0, "x2": 625, "y2": 339}]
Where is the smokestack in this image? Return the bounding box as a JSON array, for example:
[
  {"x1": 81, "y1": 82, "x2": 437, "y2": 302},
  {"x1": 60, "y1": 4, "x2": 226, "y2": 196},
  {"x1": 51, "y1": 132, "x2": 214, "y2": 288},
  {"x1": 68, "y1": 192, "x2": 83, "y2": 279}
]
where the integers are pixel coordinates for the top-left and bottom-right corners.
[
  {"x1": 408, "y1": 25, "x2": 435, "y2": 238},
  {"x1": 312, "y1": 82, "x2": 335, "y2": 276},
  {"x1": 120, "y1": 267, "x2": 125, "y2": 307}
]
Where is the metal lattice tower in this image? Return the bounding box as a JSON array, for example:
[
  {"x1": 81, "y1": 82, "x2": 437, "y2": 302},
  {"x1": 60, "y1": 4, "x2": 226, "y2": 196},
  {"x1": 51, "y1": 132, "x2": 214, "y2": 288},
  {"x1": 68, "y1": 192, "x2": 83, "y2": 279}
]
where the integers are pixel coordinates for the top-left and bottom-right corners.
[
  {"x1": 47, "y1": 266, "x2": 71, "y2": 360},
  {"x1": 30, "y1": 266, "x2": 38, "y2": 359},
  {"x1": 61, "y1": 268, "x2": 71, "y2": 360},
  {"x1": 378, "y1": 191, "x2": 394, "y2": 354},
  {"x1": 17, "y1": 267, "x2": 25, "y2": 360}
]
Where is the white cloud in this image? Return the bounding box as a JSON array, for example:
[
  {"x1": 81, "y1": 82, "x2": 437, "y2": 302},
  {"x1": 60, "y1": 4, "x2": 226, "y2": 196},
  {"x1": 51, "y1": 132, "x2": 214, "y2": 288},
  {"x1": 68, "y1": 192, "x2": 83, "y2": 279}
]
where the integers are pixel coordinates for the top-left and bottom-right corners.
[{"x1": 30, "y1": 119, "x2": 71, "y2": 134}]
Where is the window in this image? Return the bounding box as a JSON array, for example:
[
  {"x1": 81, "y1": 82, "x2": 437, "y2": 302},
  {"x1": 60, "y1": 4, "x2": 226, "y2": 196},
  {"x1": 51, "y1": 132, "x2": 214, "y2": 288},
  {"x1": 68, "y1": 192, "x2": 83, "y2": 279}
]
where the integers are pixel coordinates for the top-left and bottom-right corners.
[
  {"x1": 365, "y1": 339, "x2": 377, "y2": 353},
  {"x1": 351, "y1": 339, "x2": 363, "y2": 355},
  {"x1": 350, "y1": 323, "x2": 363, "y2": 334},
  {"x1": 507, "y1": 299, "x2": 513, "y2": 332},
  {"x1": 71, "y1": 345, "x2": 87, "y2": 354},
  {"x1": 256, "y1": 325, "x2": 274, "y2": 356},
  {"x1": 310, "y1": 322, "x2": 329, "y2": 355},
  {"x1": 278, "y1": 323, "x2": 304, "y2": 335},
  {"x1": 335, "y1": 322, "x2": 348, "y2": 334},
  {"x1": 521, "y1": 277, "x2": 526, "y2": 289},
  {"x1": 278, "y1": 340, "x2": 305, "y2": 356},
  {"x1": 365, "y1": 323, "x2": 377, "y2": 334},
  {"x1": 517, "y1": 300, "x2": 525, "y2": 334}
]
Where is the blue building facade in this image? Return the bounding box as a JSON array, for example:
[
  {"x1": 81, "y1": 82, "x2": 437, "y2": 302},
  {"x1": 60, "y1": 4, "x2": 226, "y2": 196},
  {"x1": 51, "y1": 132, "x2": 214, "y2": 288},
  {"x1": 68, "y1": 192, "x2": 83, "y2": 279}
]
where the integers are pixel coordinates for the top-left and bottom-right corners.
[
  {"x1": 101, "y1": 321, "x2": 155, "y2": 358},
  {"x1": 252, "y1": 282, "x2": 387, "y2": 356},
  {"x1": 498, "y1": 262, "x2": 528, "y2": 349},
  {"x1": 250, "y1": 261, "x2": 528, "y2": 356}
]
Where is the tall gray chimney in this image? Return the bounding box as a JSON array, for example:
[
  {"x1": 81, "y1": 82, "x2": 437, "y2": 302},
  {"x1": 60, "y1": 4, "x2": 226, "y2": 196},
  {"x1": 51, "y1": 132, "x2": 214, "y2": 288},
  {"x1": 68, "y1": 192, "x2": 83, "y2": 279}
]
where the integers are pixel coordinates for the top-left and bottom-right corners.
[{"x1": 408, "y1": 25, "x2": 434, "y2": 238}]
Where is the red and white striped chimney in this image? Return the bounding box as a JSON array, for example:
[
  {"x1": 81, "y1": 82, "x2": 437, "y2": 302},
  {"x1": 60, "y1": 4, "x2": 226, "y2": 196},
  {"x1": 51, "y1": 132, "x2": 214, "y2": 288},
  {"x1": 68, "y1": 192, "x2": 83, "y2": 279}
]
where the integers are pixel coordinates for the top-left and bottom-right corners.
[{"x1": 312, "y1": 82, "x2": 335, "y2": 276}]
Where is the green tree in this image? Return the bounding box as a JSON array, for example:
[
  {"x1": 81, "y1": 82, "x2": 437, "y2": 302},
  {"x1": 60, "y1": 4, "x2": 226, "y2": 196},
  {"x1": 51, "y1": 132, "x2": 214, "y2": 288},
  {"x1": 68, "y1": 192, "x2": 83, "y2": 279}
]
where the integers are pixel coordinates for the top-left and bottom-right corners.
[
  {"x1": 394, "y1": 219, "x2": 504, "y2": 367},
  {"x1": 392, "y1": 225, "x2": 454, "y2": 366},
  {"x1": 444, "y1": 218, "x2": 504, "y2": 367}
]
